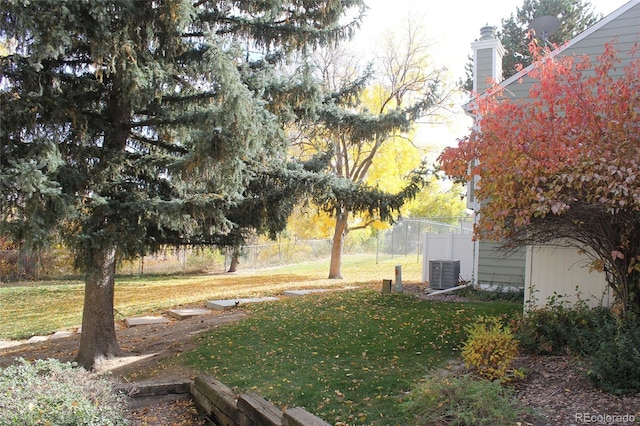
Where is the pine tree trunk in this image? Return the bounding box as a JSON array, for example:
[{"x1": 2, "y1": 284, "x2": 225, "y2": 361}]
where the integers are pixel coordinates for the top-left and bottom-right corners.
[
  {"x1": 328, "y1": 211, "x2": 349, "y2": 279},
  {"x1": 76, "y1": 246, "x2": 123, "y2": 370}
]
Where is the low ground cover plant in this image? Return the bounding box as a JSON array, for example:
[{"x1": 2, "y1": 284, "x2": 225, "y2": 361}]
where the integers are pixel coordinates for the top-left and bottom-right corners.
[
  {"x1": 458, "y1": 285, "x2": 524, "y2": 303},
  {"x1": 180, "y1": 289, "x2": 521, "y2": 425},
  {"x1": 402, "y1": 373, "x2": 528, "y2": 425},
  {"x1": 0, "y1": 358, "x2": 129, "y2": 426},
  {"x1": 586, "y1": 316, "x2": 640, "y2": 395},
  {"x1": 516, "y1": 296, "x2": 613, "y2": 356}
]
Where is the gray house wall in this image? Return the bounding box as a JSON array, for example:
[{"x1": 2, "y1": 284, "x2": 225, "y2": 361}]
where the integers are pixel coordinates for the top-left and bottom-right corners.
[
  {"x1": 471, "y1": 27, "x2": 528, "y2": 288},
  {"x1": 477, "y1": 241, "x2": 526, "y2": 288},
  {"x1": 475, "y1": 48, "x2": 498, "y2": 94}
]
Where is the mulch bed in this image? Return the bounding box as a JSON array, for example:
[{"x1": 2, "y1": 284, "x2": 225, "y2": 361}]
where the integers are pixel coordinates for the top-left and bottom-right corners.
[
  {"x1": 128, "y1": 395, "x2": 206, "y2": 426},
  {"x1": 403, "y1": 283, "x2": 640, "y2": 425}
]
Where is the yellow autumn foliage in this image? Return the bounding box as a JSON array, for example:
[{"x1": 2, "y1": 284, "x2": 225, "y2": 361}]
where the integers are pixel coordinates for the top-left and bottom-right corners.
[{"x1": 462, "y1": 316, "x2": 520, "y2": 382}]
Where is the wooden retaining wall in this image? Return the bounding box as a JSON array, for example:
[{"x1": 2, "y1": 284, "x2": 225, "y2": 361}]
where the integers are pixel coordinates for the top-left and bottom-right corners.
[
  {"x1": 190, "y1": 375, "x2": 330, "y2": 426},
  {"x1": 119, "y1": 375, "x2": 329, "y2": 426}
]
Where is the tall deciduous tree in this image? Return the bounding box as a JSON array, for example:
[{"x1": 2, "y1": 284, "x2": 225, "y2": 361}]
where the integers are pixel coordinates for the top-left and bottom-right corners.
[
  {"x1": 0, "y1": 0, "x2": 365, "y2": 369},
  {"x1": 402, "y1": 178, "x2": 467, "y2": 219},
  {"x1": 365, "y1": 131, "x2": 468, "y2": 219},
  {"x1": 461, "y1": 0, "x2": 600, "y2": 91},
  {"x1": 295, "y1": 22, "x2": 446, "y2": 279},
  {"x1": 440, "y1": 42, "x2": 640, "y2": 316}
]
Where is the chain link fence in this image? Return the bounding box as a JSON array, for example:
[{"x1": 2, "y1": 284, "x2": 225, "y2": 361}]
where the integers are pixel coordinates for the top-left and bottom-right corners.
[
  {"x1": 118, "y1": 240, "x2": 336, "y2": 275},
  {"x1": 1, "y1": 217, "x2": 473, "y2": 280},
  {"x1": 375, "y1": 217, "x2": 474, "y2": 264}
]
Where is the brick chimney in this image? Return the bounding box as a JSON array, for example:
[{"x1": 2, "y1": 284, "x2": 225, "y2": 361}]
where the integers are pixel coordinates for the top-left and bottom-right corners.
[{"x1": 471, "y1": 25, "x2": 505, "y2": 94}]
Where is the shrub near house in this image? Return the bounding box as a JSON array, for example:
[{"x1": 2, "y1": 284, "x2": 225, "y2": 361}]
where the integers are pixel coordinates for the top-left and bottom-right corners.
[{"x1": 515, "y1": 299, "x2": 640, "y2": 394}]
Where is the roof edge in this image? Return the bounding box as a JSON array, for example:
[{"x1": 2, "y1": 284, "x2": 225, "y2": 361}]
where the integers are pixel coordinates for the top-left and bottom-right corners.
[
  {"x1": 464, "y1": 0, "x2": 640, "y2": 109},
  {"x1": 499, "y1": 0, "x2": 640, "y2": 90}
]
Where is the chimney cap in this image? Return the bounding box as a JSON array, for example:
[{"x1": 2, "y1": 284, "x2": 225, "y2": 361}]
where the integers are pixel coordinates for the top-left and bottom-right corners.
[{"x1": 479, "y1": 25, "x2": 496, "y2": 40}]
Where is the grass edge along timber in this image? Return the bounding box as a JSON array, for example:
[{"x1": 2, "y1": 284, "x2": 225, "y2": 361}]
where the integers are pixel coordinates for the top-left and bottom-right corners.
[{"x1": 179, "y1": 289, "x2": 521, "y2": 425}]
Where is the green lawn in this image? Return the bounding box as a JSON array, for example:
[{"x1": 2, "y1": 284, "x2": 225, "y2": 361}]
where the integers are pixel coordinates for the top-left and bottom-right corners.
[
  {"x1": 179, "y1": 290, "x2": 521, "y2": 425},
  {"x1": 0, "y1": 254, "x2": 423, "y2": 340},
  {"x1": 1, "y1": 254, "x2": 524, "y2": 424}
]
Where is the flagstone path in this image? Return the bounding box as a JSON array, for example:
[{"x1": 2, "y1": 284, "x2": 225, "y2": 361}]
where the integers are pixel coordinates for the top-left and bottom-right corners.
[{"x1": 0, "y1": 287, "x2": 356, "y2": 350}]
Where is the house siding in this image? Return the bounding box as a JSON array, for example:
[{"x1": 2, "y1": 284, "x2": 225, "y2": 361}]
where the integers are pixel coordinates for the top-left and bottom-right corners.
[
  {"x1": 477, "y1": 241, "x2": 525, "y2": 288},
  {"x1": 476, "y1": 48, "x2": 495, "y2": 94},
  {"x1": 503, "y1": 2, "x2": 640, "y2": 100},
  {"x1": 525, "y1": 244, "x2": 611, "y2": 310},
  {"x1": 573, "y1": 4, "x2": 639, "y2": 60},
  {"x1": 467, "y1": 2, "x2": 638, "y2": 298}
]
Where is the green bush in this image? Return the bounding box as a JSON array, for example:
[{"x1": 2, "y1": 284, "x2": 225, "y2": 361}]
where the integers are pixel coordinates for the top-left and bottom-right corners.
[
  {"x1": 515, "y1": 299, "x2": 614, "y2": 356},
  {"x1": 587, "y1": 318, "x2": 640, "y2": 395},
  {"x1": 0, "y1": 358, "x2": 129, "y2": 426},
  {"x1": 516, "y1": 297, "x2": 640, "y2": 395},
  {"x1": 402, "y1": 373, "x2": 527, "y2": 425}
]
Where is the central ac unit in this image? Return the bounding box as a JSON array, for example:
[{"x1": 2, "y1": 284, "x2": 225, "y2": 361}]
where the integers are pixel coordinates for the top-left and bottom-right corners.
[{"x1": 429, "y1": 260, "x2": 461, "y2": 290}]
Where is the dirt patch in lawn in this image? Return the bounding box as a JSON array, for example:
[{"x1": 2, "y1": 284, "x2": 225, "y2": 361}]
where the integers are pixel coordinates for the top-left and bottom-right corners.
[{"x1": 0, "y1": 308, "x2": 247, "y2": 379}]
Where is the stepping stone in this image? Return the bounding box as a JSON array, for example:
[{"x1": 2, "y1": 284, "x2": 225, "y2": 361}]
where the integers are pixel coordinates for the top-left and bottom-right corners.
[
  {"x1": 50, "y1": 331, "x2": 74, "y2": 340},
  {"x1": 27, "y1": 335, "x2": 49, "y2": 343},
  {"x1": 206, "y1": 297, "x2": 279, "y2": 311},
  {"x1": 125, "y1": 316, "x2": 170, "y2": 327},
  {"x1": 0, "y1": 340, "x2": 25, "y2": 349},
  {"x1": 283, "y1": 289, "x2": 332, "y2": 296},
  {"x1": 168, "y1": 308, "x2": 210, "y2": 320}
]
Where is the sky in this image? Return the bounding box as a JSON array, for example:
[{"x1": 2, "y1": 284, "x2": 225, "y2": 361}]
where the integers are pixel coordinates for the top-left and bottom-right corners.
[
  {"x1": 354, "y1": 0, "x2": 625, "y2": 81},
  {"x1": 347, "y1": 0, "x2": 629, "y2": 153}
]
